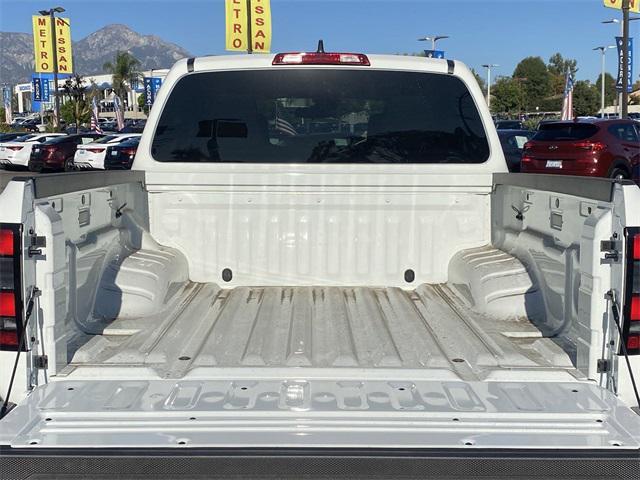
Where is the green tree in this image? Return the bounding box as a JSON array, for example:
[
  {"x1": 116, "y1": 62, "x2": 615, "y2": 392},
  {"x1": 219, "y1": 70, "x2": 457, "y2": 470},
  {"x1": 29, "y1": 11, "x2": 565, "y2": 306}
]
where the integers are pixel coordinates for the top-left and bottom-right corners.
[
  {"x1": 513, "y1": 56, "x2": 552, "y2": 111},
  {"x1": 595, "y1": 73, "x2": 617, "y2": 108},
  {"x1": 103, "y1": 51, "x2": 141, "y2": 101},
  {"x1": 491, "y1": 76, "x2": 526, "y2": 114},
  {"x1": 62, "y1": 74, "x2": 90, "y2": 132},
  {"x1": 547, "y1": 53, "x2": 578, "y2": 96},
  {"x1": 572, "y1": 80, "x2": 599, "y2": 117},
  {"x1": 547, "y1": 53, "x2": 578, "y2": 77}
]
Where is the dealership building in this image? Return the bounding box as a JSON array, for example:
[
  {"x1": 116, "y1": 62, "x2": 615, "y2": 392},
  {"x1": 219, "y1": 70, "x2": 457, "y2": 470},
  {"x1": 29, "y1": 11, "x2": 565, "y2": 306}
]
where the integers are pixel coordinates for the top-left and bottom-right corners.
[{"x1": 12, "y1": 69, "x2": 169, "y2": 117}]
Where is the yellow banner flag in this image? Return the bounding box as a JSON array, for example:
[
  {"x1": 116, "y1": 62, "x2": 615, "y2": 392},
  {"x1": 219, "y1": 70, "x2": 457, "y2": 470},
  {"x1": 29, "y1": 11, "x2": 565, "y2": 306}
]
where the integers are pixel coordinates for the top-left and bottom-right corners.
[
  {"x1": 603, "y1": 0, "x2": 640, "y2": 13},
  {"x1": 226, "y1": 0, "x2": 249, "y2": 51},
  {"x1": 32, "y1": 16, "x2": 54, "y2": 72},
  {"x1": 225, "y1": 0, "x2": 271, "y2": 53},
  {"x1": 32, "y1": 16, "x2": 74, "y2": 73},
  {"x1": 54, "y1": 17, "x2": 73, "y2": 74},
  {"x1": 250, "y1": 0, "x2": 271, "y2": 53}
]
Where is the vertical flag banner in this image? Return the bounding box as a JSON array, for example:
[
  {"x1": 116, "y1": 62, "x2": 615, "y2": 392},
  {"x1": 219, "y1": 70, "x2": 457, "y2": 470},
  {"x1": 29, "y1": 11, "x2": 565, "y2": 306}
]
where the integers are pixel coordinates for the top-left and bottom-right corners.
[
  {"x1": 55, "y1": 18, "x2": 73, "y2": 73},
  {"x1": 603, "y1": 0, "x2": 640, "y2": 13},
  {"x1": 225, "y1": 0, "x2": 271, "y2": 52},
  {"x1": 32, "y1": 16, "x2": 54, "y2": 72},
  {"x1": 3, "y1": 86, "x2": 13, "y2": 124},
  {"x1": 113, "y1": 94, "x2": 125, "y2": 131},
  {"x1": 32, "y1": 16, "x2": 73, "y2": 73},
  {"x1": 251, "y1": 0, "x2": 271, "y2": 53},
  {"x1": 616, "y1": 37, "x2": 634, "y2": 92},
  {"x1": 90, "y1": 97, "x2": 103, "y2": 134},
  {"x1": 144, "y1": 77, "x2": 154, "y2": 106},
  {"x1": 561, "y1": 72, "x2": 574, "y2": 121},
  {"x1": 42, "y1": 78, "x2": 50, "y2": 102},
  {"x1": 32, "y1": 77, "x2": 43, "y2": 101},
  {"x1": 225, "y1": 0, "x2": 249, "y2": 51}
]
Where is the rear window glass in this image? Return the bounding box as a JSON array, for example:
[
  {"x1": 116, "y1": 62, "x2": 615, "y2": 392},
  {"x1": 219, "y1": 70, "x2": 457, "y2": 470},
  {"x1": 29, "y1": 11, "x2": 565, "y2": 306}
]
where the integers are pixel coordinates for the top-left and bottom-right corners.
[
  {"x1": 152, "y1": 69, "x2": 489, "y2": 164},
  {"x1": 533, "y1": 123, "x2": 598, "y2": 141},
  {"x1": 93, "y1": 135, "x2": 119, "y2": 144},
  {"x1": 43, "y1": 136, "x2": 71, "y2": 144}
]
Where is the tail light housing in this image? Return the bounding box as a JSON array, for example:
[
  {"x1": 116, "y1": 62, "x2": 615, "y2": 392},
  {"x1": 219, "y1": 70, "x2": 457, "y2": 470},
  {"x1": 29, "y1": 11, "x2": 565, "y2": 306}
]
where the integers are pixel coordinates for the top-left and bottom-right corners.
[
  {"x1": 623, "y1": 228, "x2": 640, "y2": 354},
  {"x1": 0, "y1": 224, "x2": 24, "y2": 351},
  {"x1": 573, "y1": 141, "x2": 606, "y2": 152},
  {"x1": 6, "y1": 146, "x2": 23, "y2": 151}
]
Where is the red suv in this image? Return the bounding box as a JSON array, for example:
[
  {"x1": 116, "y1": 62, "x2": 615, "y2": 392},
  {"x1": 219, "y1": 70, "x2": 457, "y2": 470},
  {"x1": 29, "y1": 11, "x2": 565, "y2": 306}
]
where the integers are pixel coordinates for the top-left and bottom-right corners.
[{"x1": 521, "y1": 119, "x2": 640, "y2": 180}]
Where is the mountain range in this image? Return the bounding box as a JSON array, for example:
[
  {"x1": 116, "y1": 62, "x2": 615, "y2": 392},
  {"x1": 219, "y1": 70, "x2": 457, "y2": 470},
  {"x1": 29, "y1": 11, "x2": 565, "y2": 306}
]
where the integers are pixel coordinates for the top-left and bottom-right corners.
[{"x1": 0, "y1": 24, "x2": 192, "y2": 85}]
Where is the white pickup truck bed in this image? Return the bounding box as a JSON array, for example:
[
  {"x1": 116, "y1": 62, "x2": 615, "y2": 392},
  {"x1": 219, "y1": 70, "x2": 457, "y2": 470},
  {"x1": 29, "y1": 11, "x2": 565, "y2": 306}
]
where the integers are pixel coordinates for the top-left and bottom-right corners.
[{"x1": 70, "y1": 281, "x2": 576, "y2": 381}]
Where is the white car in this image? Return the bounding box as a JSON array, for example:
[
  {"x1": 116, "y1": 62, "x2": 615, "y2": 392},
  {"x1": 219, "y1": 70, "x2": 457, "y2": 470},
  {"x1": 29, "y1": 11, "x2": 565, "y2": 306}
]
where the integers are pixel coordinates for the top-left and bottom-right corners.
[
  {"x1": 0, "y1": 133, "x2": 66, "y2": 168},
  {"x1": 73, "y1": 133, "x2": 141, "y2": 169}
]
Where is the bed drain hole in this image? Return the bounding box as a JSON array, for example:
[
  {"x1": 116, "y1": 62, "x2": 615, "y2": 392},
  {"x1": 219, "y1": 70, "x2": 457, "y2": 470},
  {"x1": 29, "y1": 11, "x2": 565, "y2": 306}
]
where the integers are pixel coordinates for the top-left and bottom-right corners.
[
  {"x1": 45, "y1": 418, "x2": 52, "y2": 422},
  {"x1": 240, "y1": 387, "x2": 248, "y2": 390},
  {"x1": 177, "y1": 439, "x2": 188, "y2": 445},
  {"x1": 30, "y1": 440, "x2": 39, "y2": 445},
  {"x1": 222, "y1": 268, "x2": 233, "y2": 282},
  {"x1": 178, "y1": 356, "x2": 191, "y2": 361},
  {"x1": 67, "y1": 387, "x2": 74, "y2": 391},
  {"x1": 189, "y1": 417, "x2": 196, "y2": 420},
  {"x1": 452, "y1": 358, "x2": 465, "y2": 363},
  {"x1": 404, "y1": 269, "x2": 415, "y2": 283},
  {"x1": 571, "y1": 389, "x2": 579, "y2": 393},
  {"x1": 398, "y1": 387, "x2": 405, "y2": 391},
  {"x1": 452, "y1": 418, "x2": 459, "y2": 422},
  {"x1": 463, "y1": 440, "x2": 475, "y2": 446},
  {"x1": 596, "y1": 419, "x2": 603, "y2": 423}
]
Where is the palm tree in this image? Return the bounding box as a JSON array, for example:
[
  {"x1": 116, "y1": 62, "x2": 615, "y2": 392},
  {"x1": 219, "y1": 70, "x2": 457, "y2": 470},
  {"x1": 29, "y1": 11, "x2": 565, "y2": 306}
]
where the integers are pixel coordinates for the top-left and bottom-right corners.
[{"x1": 103, "y1": 51, "x2": 142, "y2": 103}]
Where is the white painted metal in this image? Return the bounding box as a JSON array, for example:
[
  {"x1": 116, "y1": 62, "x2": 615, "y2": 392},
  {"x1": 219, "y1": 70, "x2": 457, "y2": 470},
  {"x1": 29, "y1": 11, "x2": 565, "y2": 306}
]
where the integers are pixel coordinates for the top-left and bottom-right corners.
[
  {"x1": 148, "y1": 188, "x2": 490, "y2": 286},
  {"x1": 1, "y1": 379, "x2": 639, "y2": 449},
  {"x1": 67, "y1": 283, "x2": 577, "y2": 381}
]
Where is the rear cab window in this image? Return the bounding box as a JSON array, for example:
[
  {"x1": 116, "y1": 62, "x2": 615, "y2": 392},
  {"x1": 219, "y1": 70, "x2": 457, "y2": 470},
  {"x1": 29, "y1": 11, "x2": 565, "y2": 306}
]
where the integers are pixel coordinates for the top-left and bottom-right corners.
[
  {"x1": 533, "y1": 123, "x2": 598, "y2": 141},
  {"x1": 152, "y1": 69, "x2": 490, "y2": 164}
]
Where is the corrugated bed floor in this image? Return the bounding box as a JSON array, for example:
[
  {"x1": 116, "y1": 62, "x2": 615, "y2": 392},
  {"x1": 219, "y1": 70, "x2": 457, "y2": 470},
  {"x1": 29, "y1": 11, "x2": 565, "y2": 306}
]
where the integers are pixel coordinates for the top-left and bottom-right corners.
[{"x1": 71, "y1": 283, "x2": 577, "y2": 381}]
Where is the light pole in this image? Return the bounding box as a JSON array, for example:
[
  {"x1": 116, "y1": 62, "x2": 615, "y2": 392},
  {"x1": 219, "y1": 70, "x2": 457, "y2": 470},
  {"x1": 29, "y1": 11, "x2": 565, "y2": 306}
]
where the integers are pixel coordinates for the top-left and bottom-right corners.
[
  {"x1": 482, "y1": 64, "x2": 498, "y2": 110},
  {"x1": 38, "y1": 6, "x2": 65, "y2": 129},
  {"x1": 602, "y1": 15, "x2": 640, "y2": 118},
  {"x1": 418, "y1": 35, "x2": 449, "y2": 51},
  {"x1": 593, "y1": 46, "x2": 615, "y2": 118}
]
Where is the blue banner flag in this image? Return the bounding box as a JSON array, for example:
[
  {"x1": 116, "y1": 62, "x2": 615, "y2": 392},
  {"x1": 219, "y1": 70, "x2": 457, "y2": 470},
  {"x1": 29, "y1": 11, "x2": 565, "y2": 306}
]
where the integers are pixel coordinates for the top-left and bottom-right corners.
[
  {"x1": 144, "y1": 77, "x2": 163, "y2": 106},
  {"x1": 32, "y1": 77, "x2": 42, "y2": 101},
  {"x1": 423, "y1": 50, "x2": 445, "y2": 59},
  {"x1": 42, "y1": 78, "x2": 50, "y2": 102},
  {"x1": 615, "y1": 36, "x2": 634, "y2": 93}
]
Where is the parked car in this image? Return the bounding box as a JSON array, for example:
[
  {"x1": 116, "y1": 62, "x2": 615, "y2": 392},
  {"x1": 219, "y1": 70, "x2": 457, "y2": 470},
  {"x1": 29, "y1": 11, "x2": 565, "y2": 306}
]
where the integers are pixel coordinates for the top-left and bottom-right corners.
[
  {"x1": 521, "y1": 119, "x2": 640, "y2": 179},
  {"x1": 497, "y1": 129, "x2": 535, "y2": 172},
  {"x1": 27, "y1": 133, "x2": 103, "y2": 172},
  {"x1": 0, "y1": 133, "x2": 27, "y2": 143},
  {"x1": 73, "y1": 133, "x2": 141, "y2": 170},
  {"x1": 104, "y1": 136, "x2": 140, "y2": 169},
  {"x1": 0, "y1": 133, "x2": 66, "y2": 169},
  {"x1": 495, "y1": 119, "x2": 524, "y2": 130}
]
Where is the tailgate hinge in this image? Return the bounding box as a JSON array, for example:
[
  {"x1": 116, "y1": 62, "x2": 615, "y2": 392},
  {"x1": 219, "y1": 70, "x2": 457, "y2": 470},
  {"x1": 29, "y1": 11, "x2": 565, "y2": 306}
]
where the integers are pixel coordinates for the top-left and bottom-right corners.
[
  {"x1": 27, "y1": 230, "x2": 46, "y2": 257},
  {"x1": 600, "y1": 239, "x2": 621, "y2": 262}
]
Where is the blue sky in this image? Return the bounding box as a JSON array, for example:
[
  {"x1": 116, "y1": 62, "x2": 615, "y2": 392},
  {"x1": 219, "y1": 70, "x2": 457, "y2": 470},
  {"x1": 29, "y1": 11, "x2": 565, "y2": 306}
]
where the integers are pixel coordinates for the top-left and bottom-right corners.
[{"x1": 1, "y1": 0, "x2": 639, "y2": 83}]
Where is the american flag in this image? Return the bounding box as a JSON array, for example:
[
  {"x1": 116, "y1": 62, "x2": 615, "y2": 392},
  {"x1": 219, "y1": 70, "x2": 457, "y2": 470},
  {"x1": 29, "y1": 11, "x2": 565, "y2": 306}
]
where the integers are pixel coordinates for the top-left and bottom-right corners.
[
  {"x1": 560, "y1": 72, "x2": 574, "y2": 121},
  {"x1": 90, "y1": 97, "x2": 103, "y2": 134},
  {"x1": 113, "y1": 94, "x2": 125, "y2": 131},
  {"x1": 275, "y1": 117, "x2": 298, "y2": 136}
]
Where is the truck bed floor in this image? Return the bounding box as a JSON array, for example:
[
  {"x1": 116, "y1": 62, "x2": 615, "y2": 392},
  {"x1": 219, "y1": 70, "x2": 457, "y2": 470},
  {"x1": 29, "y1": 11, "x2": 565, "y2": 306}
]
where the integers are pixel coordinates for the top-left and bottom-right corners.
[{"x1": 68, "y1": 283, "x2": 578, "y2": 382}]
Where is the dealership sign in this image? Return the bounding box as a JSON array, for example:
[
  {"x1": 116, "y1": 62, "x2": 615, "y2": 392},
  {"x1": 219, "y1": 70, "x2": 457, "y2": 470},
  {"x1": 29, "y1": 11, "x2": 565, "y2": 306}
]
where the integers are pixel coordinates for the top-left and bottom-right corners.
[
  {"x1": 615, "y1": 36, "x2": 634, "y2": 92},
  {"x1": 225, "y1": 0, "x2": 271, "y2": 53},
  {"x1": 603, "y1": 0, "x2": 640, "y2": 13},
  {"x1": 32, "y1": 15, "x2": 73, "y2": 73},
  {"x1": 143, "y1": 77, "x2": 162, "y2": 106}
]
